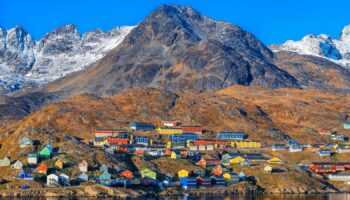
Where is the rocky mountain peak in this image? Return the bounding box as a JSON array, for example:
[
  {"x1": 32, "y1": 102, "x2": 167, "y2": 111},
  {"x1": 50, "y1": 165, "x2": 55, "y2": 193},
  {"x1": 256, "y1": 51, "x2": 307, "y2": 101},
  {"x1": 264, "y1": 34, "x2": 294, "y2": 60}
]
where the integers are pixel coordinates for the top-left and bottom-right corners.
[{"x1": 340, "y1": 24, "x2": 350, "y2": 42}]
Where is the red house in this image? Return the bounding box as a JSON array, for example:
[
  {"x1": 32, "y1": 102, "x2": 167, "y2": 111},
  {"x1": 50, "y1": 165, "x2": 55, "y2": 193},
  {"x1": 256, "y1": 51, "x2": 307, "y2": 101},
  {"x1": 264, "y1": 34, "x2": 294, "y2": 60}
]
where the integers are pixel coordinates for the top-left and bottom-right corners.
[
  {"x1": 121, "y1": 170, "x2": 134, "y2": 179},
  {"x1": 109, "y1": 138, "x2": 129, "y2": 145},
  {"x1": 37, "y1": 163, "x2": 48, "y2": 174},
  {"x1": 182, "y1": 126, "x2": 203, "y2": 134}
]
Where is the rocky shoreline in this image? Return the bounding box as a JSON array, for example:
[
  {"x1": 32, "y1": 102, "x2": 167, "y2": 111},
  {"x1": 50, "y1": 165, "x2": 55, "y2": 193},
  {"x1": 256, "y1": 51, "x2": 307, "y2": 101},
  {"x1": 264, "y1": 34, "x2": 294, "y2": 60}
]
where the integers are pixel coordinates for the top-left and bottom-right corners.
[{"x1": 0, "y1": 182, "x2": 347, "y2": 198}]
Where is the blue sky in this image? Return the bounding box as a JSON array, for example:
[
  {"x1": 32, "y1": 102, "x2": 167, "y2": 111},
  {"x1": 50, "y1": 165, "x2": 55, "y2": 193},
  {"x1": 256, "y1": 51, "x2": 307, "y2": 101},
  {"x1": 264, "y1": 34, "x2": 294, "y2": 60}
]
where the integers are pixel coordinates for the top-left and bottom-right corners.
[{"x1": 1, "y1": 0, "x2": 349, "y2": 44}]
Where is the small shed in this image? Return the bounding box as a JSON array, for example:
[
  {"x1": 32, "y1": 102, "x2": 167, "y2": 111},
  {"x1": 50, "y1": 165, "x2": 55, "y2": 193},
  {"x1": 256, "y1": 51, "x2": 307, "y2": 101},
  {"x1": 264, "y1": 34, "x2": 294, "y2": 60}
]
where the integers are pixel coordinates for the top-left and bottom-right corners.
[
  {"x1": 0, "y1": 157, "x2": 11, "y2": 167},
  {"x1": 11, "y1": 160, "x2": 23, "y2": 170},
  {"x1": 141, "y1": 168, "x2": 157, "y2": 180},
  {"x1": 178, "y1": 169, "x2": 189, "y2": 178}
]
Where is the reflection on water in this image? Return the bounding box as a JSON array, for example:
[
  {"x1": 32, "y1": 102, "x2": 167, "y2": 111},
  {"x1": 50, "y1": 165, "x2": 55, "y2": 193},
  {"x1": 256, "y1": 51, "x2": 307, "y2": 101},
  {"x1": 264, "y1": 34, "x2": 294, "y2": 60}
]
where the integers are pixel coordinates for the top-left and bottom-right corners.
[{"x1": 3, "y1": 194, "x2": 350, "y2": 200}]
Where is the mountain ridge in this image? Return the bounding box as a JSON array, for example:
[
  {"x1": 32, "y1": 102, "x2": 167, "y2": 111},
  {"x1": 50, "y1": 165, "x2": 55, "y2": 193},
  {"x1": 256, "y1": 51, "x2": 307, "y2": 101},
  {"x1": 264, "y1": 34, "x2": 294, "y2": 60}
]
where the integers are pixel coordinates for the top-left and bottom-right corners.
[{"x1": 0, "y1": 24, "x2": 134, "y2": 94}]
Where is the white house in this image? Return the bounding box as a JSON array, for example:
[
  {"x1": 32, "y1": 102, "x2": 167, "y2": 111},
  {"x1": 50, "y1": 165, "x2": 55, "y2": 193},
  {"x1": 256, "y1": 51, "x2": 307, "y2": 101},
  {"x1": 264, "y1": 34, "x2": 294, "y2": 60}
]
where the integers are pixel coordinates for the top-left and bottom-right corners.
[
  {"x1": 47, "y1": 174, "x2": 59, "y2": 187},
  {"x1": 11, "y1": 160, "x2": 23, "y2": 170},
  {"x1": 27, "y1": 153, "x2": 38, "y2": 164},
  {"x1": 19, "y1": 137, "x2": 33, "y2": 148},
  {"x1": 329, "y1": 174, "x2": 350, "y2": 183},
  {"x1": 0, "y1": 157, "x2": 11, "y2": 167},
  {"x1": 77, "y1": 173, "x2": 89, "y2": 182},
  {"x1": 79, "y1": 160, "x2": 88, "y2": 172}
]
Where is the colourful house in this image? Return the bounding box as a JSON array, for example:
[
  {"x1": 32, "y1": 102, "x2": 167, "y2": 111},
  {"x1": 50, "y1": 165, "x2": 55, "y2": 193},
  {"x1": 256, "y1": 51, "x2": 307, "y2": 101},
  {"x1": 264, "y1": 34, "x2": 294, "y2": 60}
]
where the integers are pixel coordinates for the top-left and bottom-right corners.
[
  {"x1": 93, "y1": 137, "x2": 109, "y2": 146},
  {"x1": 223, "y1": 173, "x2": 231, "y2": 182},
  {"x1": 156, "y1": 127, "x2": 183, "y2": 135},
  {"x1": 99, "y1": 171, "x2": 112, "y2": 181},
  {"x1": 216, "y1": 132, "x2": 246, "y2": 140},
  {"x1": 28, "y1": 153, "x2": 38, "y2": 164},
  {"x1": 11, "y1": 160, "x2": 23, "y2": 170},
  {"x1": 130, "y1": 122, "x2": 154, "y2": 131},
  {"x1": 121, "y1": 170, "x2": 134, "y2": 179},
  {"x1": 55, "y1": 159, "x2": 64, "y2": 170},
  {"x1": 79, "y1": 160, "x2": 88, "y2": 172},
  {"x1": 37, "y1": 163, "x2": 48, "y2": 174},
  {"x1": 77, "y1": 173, "x2": 89, "y2": 182},
  {"x1": 18, "y1": 168, "x2": 34, "y2": 180},
  {"x1": 19, "y1": 137, "x2": 33, "y2": 148},
  {"x1": 267, "y1": 157, "x2": 283, "y2": 164},
  {"x1": 178, "y1": 170, "x2": 189, "y2": 178},
  {"x1": 344, "y1": 123, "x2": 350, "y2": 130},
  {"x1": 170, "y1": 151, "x2": 177, "y2": 159},
  {"x1": 264, "y1": 165, "x2": 273, "y2": 173},
  {"x1": 0, "y1": 157, "x2": 11, "y2": 167},
  {"x1": 211, "y1": 165, "x2": 223, "y2": 176},
  {"x1": 233, "y1": 141, "x2": 261, "y2": 148},
  {"x1": 196, "y1": 158, "x2": 207, "y2": 168},
  {"x1": 141, "y1": 168, "x2": 157, "y2": 180},
  {"x1": 230, "y1": 156, "x2": 246, "y2": 164},
  {"x1": 40, "y1": 146, "x2": 51, "y2": 158}
]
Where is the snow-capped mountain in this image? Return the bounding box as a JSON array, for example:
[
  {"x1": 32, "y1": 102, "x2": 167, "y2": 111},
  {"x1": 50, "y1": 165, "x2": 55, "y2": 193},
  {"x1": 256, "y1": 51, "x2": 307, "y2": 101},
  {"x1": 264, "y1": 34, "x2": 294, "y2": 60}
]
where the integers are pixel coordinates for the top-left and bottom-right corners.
[
  {"x1": 0, "y1": 24, "x2": 134, "y2": 94},
  {"x1": 270, "y1": 24, "x2": 350, "y2": 68}
]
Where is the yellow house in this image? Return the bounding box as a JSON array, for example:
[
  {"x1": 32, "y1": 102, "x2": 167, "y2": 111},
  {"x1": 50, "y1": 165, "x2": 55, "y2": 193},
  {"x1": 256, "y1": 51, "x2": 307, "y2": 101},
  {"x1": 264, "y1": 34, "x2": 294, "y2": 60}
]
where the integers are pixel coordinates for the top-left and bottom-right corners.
[
  {"x1": 230, "y1": 156, "x2": 246, "y2": 164},
  {"x1": 223, "y1": 173, "x2": 231, "y2": 181},
  {"x1": 171, "y1": 151, "x2": 177, "y2": 159},
  {"x1": 267, "y1": 157, "x2": 282, "y2": 164},
  {"x1": 178, "y1": 169, "x2": 189, "y2": 178},
  {"x1": 233, "y1": 141, "x2": 262, "y2": 148},
  {"x1": 156, "y1": 127, "x2": 183, "y2": 135},
  {"x1": 166, "y1": 142, "x2": 171, "y2": 149},
  {"x1": 264, "y1": 165, "x2": 272, "y2": 173},
  {"x1": 55, "y1": 159, "x2": 63, "y2": 169}
]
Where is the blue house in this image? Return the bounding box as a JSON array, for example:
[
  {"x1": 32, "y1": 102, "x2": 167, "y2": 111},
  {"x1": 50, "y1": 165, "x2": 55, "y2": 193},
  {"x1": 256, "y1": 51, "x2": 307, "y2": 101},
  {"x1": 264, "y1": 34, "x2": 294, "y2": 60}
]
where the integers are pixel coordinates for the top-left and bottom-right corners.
[
  {"x1": 134, "y1": 137, "x2": 150, "y2": 145},
  {"x1": 18, "y1": 168, "x2": 34, "y2": 181},
  {"x1": 180, "y1": 177, "x2": 197, "y2": 189},
  {"x1": 285, "y1": 139, "x2": 299, "y2": 146},
  {"x1": 317, "y1": 149, "x2": 331, "y2": 156},
  {"x1": 170, "y1": 133, "x2": 199, "y2": 141},
  {"x1": 130, "y1": 122, "x2": 154, "y2": 131},
  {"x1": 210, "y1": 176, "x2": 226, "y2": 186},
  {"x1": 272, "y1": 144, "x2": 286, "y2": 151},
  {"x1": 77, "y1": 173, "x2": 89, "y2": 182},
  {"x1": 216, "y1": 132, "x2": 246, "y2": 140}
]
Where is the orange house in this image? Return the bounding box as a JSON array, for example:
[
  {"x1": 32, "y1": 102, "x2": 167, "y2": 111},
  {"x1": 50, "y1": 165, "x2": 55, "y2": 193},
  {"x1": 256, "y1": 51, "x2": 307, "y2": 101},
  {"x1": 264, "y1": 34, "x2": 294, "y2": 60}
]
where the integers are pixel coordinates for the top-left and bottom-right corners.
[
  {"x1": 211, "y1": 165, "x2": 223, "y2": 176},
  {"x1": 196, "y1": 158, "x2": 207, "y2": 169},
  {"x1": 37, "y1": 163, "x2": 48, "y2": 174},
  {"x1": 121, "y1": 170, "x2": 134, "y2": 179},
  {"x1": 135, "y1": 149, "x2": 145, "y2": 155},
  {"x1": 165, "y1": 149, "x2": 171, "y2": 155}
]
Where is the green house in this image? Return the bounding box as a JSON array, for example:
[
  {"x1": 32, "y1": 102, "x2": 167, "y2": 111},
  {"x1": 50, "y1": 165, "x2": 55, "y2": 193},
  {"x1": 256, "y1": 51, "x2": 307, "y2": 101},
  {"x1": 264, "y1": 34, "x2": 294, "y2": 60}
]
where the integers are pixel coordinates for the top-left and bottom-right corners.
[
  {"x1": 40, "y1": 147, "x2": 51, "y2": 158},
  {"x1": 99, "y1": 170, "x2": 111, "y2": 181},
  {"x1": 141, "y1": 168, "x2": 156, "y2": 180}
]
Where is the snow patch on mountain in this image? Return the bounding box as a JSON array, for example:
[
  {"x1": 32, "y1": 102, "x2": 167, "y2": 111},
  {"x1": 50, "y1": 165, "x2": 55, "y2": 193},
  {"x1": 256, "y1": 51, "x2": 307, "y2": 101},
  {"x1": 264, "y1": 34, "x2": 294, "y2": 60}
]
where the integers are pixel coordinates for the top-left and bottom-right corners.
[
  {"x1": 270, "y1": 24, "x2": 350, "y2": 69},
  {"x1": 0, "y1": 24, "x2": 134, "y2": 94}
]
